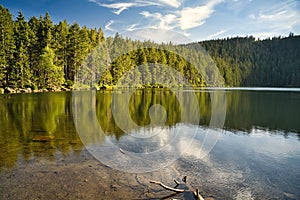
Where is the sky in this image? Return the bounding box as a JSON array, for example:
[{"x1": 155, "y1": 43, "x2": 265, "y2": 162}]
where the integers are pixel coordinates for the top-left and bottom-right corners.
[{"x1": 1, "y1": 0, "x2": 300, "y2": 42}]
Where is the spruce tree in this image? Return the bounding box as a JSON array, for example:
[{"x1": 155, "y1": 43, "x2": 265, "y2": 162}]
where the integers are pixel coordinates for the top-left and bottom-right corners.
[
  {"x1": 0, "y1": 5, "x2": 15, "y2": 87},
  {"x1": 38, "y1": 46, "x2": 64, "y2": 89}
]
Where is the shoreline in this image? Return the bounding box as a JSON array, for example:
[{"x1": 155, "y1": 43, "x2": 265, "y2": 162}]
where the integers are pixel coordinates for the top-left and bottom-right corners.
[
  {"x1": 0, "y1": 149, "x2": 214, "y2": 200},
  {"x1": 0, "y1": 87, "x2": 72, "y2": 94},
  {"x1": 2, "y1": 86, "x2": 300, "y2": 95}
]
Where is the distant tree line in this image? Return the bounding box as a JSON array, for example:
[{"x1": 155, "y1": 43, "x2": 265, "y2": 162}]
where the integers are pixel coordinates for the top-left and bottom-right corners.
[
  {"x1": 1, "y1": 5, "x2": 299, "y2": 90},
  {"x1": 199, "y1": 34, "x2": 300, "y2": 87}
]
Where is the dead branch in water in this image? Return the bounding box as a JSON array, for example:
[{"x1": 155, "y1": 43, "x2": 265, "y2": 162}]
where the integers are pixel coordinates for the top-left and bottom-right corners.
[
  {"x1": 150, "y1": 176, "x2": 205, "y2": 200},
  {"x1": 194, "y1": 189, "x2": 205, "y2": 200},
  {"x1": 150, "y1": 180, "x2": 186, "y2": 193},
  {"x1": 173, "y1": 179, "x2": 180, "y2": 186}
]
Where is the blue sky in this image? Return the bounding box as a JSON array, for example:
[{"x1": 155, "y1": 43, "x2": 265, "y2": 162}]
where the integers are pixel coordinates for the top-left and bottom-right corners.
[{"x1": 1, "y1": 0, "x2": 300, "y2": 42}]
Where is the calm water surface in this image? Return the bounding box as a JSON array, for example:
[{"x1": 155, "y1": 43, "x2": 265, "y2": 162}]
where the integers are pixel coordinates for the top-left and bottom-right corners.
[{"x1": 0, "y1": 89, "x2": 299, "y2": 199}]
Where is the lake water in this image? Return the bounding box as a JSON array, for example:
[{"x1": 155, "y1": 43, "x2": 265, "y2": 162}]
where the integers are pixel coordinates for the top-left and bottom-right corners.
[{"x1": 0, "y1": 89, "x2": 299, "y2": 200}]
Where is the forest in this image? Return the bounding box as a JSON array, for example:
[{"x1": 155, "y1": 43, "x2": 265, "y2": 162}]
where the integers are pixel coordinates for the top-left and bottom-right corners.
[{"x1": 0, "y1": 5, "x2": 299, "y2": 91}]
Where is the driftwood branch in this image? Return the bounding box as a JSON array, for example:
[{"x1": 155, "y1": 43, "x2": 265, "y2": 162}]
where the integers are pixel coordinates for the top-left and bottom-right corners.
[
  {"x1": 150, "y1": 176, "x2": 206, "y2": 200},
  {"x1": 150, "y1": 180, "x2": 186, "y2": 193},
  {"x1": 174, "y1": 179, "x2": 180, "y2": 186},
  {"x1": 194, "y1": 189, "x2": 205, "y2": 200}
]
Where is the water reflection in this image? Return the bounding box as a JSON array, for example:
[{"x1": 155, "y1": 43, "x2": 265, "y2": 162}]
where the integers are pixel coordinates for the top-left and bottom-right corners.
[
  {"x1": 0, "y1": 89, "x2": 300, "y2": 199},
  {"x1": 0, "y1": 93, "x2": 82, "y2": 171},
  {"x1": 0, "y1": 89, "x2": 299, "y2": 172},
  {"x1": 225, "y1": 90, "x2": 300, "y2": 133},
  {"x1": 176, "y1": 129, "x2": 300, "y2": 199}
]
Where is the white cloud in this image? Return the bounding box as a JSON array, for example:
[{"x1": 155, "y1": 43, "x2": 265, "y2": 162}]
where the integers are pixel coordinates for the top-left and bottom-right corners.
[
  {"x1": 91, "y1": 0, "x2": 225, "y2": 40},
  {"x1": 89, "y1": 0, "x2": 183, "y2": 15},
  {"x1": 179, "y1": 6, "x2": 214, "y2": 30},
  {"x1": 207, "y1": 29, "x2": 228, "y2": 39},
  {"x1": 157, "y1": 0, "x2": 181, "y2": 8},
  {"x1": 179, "y1": 0, "x2": 223, "y2": 30},
  {"x1": 105, "y1": 20, "x2": 115, "y2": 31},
  {"x1": 140, "y1": 11, "x2": 177, "y2": 30},
  {"x1": 126, "y1": 23, "x2": 139, "y2": 31},
  {"x1": 249, "y1": 0, "x2": 300, "y2": 33},
  {"x1": 140, "y1": 11, "x2": 151, "y2": 18},
  {"x1": 140, "y1": 0, "x2": 224, "y2": 31},
  {"x1": 121, "y1": 28, "x2": 192, "y2": 44},
  {"x1": 89, "y1": 0, "x2": 161, "y2": 15}
]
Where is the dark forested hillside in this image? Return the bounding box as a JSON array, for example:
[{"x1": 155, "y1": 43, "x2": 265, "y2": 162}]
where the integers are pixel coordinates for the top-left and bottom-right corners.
[
  {"x1": 199, "y1": 35, "x2": 300, "y2": 87},
  {"x1": 0, "y1": 5, "x2": 299, "y2": 91}
]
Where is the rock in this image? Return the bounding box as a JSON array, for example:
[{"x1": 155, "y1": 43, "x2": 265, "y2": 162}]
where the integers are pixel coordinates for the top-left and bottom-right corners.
[
  {"x1": 19, "y1": 88, "x2": 28, "y2": 93},
  {"x1": 26, "y1": 88, "x2": 32, "y2": 93},
  {"x1": 50, "y1": 87, "x2": 61, "y2": 92},
  {"x1": 4, "y1": 87, "x2": 16, "y2": 93},
  {"x1": 61, "y1": 87, "x2": 70, "y2": 91}
]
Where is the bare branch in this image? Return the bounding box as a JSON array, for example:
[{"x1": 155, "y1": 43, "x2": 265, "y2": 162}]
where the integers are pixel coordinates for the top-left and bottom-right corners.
[
  {"x1": 174, "y1": 179, "x2": 180, "y2": 186},
  {"x1": 193, "y1": 189, "x2": 205, "y2": 200},
  {"x1": 150, "y1": 180, "x2": 186, "y2": 193},
  {"x1": 150, "y1": 177, "x2": 206, "y2": 200}
]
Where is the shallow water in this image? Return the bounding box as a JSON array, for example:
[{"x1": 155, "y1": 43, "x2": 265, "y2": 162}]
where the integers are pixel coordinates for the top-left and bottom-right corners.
[{"x1": 0, "y1": 89, "x2": 299, "y2": 199}]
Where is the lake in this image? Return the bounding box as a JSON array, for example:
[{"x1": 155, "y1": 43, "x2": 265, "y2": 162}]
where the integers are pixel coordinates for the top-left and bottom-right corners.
[{"x1": 0, "y1": 88, "x2": 299, "y2": 200}]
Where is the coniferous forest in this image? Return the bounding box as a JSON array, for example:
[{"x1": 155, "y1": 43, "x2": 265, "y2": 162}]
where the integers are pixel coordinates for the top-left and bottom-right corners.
[{"x1": 0, "y1": 5, "x2": 299, "y2": 92}]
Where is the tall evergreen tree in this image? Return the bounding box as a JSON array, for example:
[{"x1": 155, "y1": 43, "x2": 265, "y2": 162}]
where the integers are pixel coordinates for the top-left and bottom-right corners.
[
  {"x1": 52, "y1": 20, "x2": 69, "y2": 80},
  {"x1": 11, "y1": 11, "x2": 31, "y2": 88},
  {"x1": 38, "y1": 46, "x2": 64, "y2": 89},
  {"x1": 0, "y1": 5, "x2": 15, "y2": 87}
]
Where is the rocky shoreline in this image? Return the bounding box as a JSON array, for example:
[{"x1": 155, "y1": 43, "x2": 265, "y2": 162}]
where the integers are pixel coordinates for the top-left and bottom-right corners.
[{"x1": 0, "y1": 87, "x2": 71, "y2": 94}]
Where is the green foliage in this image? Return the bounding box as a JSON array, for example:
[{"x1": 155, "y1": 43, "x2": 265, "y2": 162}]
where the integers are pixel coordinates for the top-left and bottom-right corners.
[
  {"x1": 0, "y1": 6, "x2": 104, "y2": 90},
  {"x1": 38, "y1": 46, "x2": 65, "y2": 89},
  {"x1": 199, "y1": 36, "x2": 300, "y2": 87},
  {"x1": 0, "y1": 5, "x2": 299, "y2": 90},
  {"x1": 0, "y1": 5, "x2": 15, "y2": 87},
  {"x1": 10, "y1": 11, "x2": 32, "y2": 88}
]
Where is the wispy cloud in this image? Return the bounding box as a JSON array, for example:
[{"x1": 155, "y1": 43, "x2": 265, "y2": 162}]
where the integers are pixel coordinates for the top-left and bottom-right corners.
[
  {"x1": 104, "y1": 2, "x2": 135, "y2": 15},
  {"x1": 179, "y1": 0, "x2": 223, "y2": 30},
  {"x1": 121, "y1": 28, "x2": 192, "y2": 44},
  {"x1": 126, "y1": 23, "x2": 139, "y2": 31},
  {"x1": 179, "y1": 6, "x2": 214, "y2": 30},
  {"x1": 207, "y1": 29, "x2": 228, "y2": 39},
  {"x1": 89, "y1": 0, "x2": 161, "y2": 15},
  {"x1": 140, "y1": 11, "x2": 177, "y2": 30},
  {"x1": 249, "y1": 0, "x2": 300, "y2": 32},
  {"x1": 105, "y1": 20, "x2": 115, "y2": 31},
  {"x1": 91, "y1": 0, "x2": 300, "y2": 41},
  {"x1": 140, "y1": 0, "x2": 223, "y2": 31},
  {"x1": 157, "y1": 0, "x2": 181, "y2": 8}
]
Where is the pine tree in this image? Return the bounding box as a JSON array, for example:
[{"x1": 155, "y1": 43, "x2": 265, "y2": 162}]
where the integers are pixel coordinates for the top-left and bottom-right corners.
[
  {"x1": 52, "y1": 20, "x2": 69, "y2": 80},
  {"x1": 11, "y1": 11, "x2": 32, "y2": 88},
  {"x1": 0, "y1": 5, "x2": 15, "y2": 87},
  {"x1": 28, "y1": 16, "x2": 40, "y2": 88},
  {"x1": 66, "y1": 23, "x2": 91, "y2": 82},
  {"x1": 38, "y1": 46, "x2": 64, "y2": 89},
  {"x1": 38, "y1": 12, "x2": 53, "y2": 48}
]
